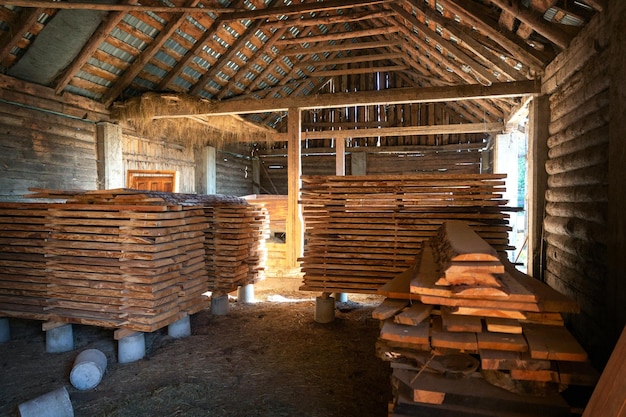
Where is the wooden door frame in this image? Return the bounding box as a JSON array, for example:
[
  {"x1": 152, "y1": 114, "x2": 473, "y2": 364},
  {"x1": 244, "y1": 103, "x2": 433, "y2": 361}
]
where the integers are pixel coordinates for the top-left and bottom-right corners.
[{"x1": 126, "y1": 170, "x2": 179, "y2": 192}]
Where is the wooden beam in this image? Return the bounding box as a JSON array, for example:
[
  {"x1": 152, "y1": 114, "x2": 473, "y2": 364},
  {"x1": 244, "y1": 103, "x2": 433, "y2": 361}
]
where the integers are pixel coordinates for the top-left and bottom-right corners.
[
  {"x1": 305, "y1": 64, "x2": 408, "y2": 77},
  {"x1": 147, "y1": 80, "x2": 538, "y2": 116},
  {"x1": 265, "y1": 9, "x2": 394, "y2": 28},
  {"x1": 0, "y1": 0, "x2": 232, "y2": 13},
  {"x1": 306, "y1": 52, "x2": 405, "y2": 67},
  {"x1": 190, "y1": 16, "x2": 268, "y2": 96},
  {"x1": 103, "y1": 0, "x2": 200, "y2": 107},
  {"x1": 302, "y1": 122, "x2": 504, "y2": 139},
  {"x1": 0, "y1": 7, "x2": 46, "y2": 63},
  {"x1": 274, "y1": 26, "x2": 399, "y2": 46},
  {"x1": 220, "y1": 0, "x2": 390, "y2": 21},
  {"x1": 281, "y1": 39, "x2": 399, "y2": 56},
  {"x1": 437, "y1": 0, "x2": 548, "y2": 71},
  {"x1": 286, "y1": 107, "x2": 303, "y2": 268},
  {"x1": 490, "y1": 0, "x2": 572, "y2": 50},
  {"x1": 55, "y1": 4, "x2": 130, "y2": 94}
]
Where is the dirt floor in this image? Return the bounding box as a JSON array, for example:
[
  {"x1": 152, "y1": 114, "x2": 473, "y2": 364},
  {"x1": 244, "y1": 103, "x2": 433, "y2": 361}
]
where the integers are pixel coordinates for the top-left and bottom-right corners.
[{"x1": 0, "y1": 290, "x2": 392, "y2": 417}]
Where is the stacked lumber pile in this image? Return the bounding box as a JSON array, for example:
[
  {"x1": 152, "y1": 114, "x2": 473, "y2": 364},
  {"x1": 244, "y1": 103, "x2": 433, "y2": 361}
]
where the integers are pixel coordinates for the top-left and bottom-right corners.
[
  {"x1": 204, "y1": 203, "x2": 269, "y2": 295},
  {"x1": 0, "y1": 203, "x2": 56, "y2": 320},
  {"x1": 0, "y1": 190, "x2": 269, "y2": 332},
  {"x1": 374, "y1": 221, "x2": 598, "y2": 417},
  {"x1": 299, "y1": 174, "x2": 513, "y2": 294}
]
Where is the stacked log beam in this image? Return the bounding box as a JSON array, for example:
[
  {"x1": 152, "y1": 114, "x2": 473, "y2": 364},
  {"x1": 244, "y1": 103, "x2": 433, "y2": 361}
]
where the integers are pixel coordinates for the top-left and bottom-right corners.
[
  {"x1": 375, "y1": 221, "x2": 598, "y2": 416},
  {"x1": 299, "y1": 174, "x2": 513, "y2": 294}
]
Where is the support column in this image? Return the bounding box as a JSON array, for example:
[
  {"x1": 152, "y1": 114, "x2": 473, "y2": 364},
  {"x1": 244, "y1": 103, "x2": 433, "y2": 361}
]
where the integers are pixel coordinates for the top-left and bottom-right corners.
[
  {"x1": 96, "y1": 122, "x2": 124, "y2": 190},
  {"x1": 211, "y1": 294, "x2": 229, "y2": 315},
  {"x1": 286, "y1": 107, "x2": 303, "y2": 268},
  {"x1": 168, "y1": 315, "x2": 191, "y2": 338},
  {"x1": 44, "y1": 323, "x2": 74, "y2": 353},
  {"x1": 527, "y1": 96, "x2": 549, "y2": 280},
  {"x1": 334, "y1": 138, "x2": 348, "y2": 303},
  {"x1": 118, "y1": 332, "x2": 145, "y2": 363},
  {"x1": 315, "y1": 293, "x2": 335, "y2": 324},
  {"x1": 608, "y1": 0, "x2": 626, "y2": 357},
  {"x1": 202, "y1": 146, "x2": 217, "y2": 194},
  {"x1": 238, "y1": 284, "x2": 255, "y2": 304},
  {"x1": 252, "y1": 157, "x2": 261, "y2": 194}
]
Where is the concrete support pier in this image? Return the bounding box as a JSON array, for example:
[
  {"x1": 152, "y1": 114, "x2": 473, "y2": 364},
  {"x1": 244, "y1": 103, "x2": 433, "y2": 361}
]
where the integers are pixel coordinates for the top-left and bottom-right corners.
[
  {"x1": 0, "y1": 318, "x2": 10, "y2": 343},
  {"x1": 237, "y1": 284, "x2": 255, "y2": 304},
  {"x1": 118, "y1": 332, "x2": 145, "y2": 364},
  {"x1": 45, "y1": 323, "x2": 74, "y2": 353},
  {"x1": 168, "y1": 315, "x2": 191, "y2": 339},
  {"x1": 211, "y1": 294, "x2": 229, "y2": 315},
  {"x1": 314, "y1": 294, "x2": 335, "y2": 323},
  {"x1": 18, "y1": 386, "x2": 73, "y2": 417},
  {"x1": 335, "y1": 293, "x2": 348, "y2": 303}
]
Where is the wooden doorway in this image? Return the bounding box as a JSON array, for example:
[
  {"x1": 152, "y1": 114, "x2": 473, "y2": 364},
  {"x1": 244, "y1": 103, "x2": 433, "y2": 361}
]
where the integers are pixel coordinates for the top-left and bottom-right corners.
[{"x1": 127, "y1": 170, "x2": 177, "y2": 192}]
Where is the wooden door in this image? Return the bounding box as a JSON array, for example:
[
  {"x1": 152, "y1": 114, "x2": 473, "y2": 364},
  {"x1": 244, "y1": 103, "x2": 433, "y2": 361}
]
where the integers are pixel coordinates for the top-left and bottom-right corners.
[{"x1": 127, "y1": 170, "x2": 177, "y2": 192}]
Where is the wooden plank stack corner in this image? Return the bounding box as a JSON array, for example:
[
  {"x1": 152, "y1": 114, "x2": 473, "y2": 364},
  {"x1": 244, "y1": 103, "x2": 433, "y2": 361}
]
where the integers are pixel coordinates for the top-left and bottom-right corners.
[
  {"x1": 0, "y1": 189, "x2": 269, "y2": 333},
  {"x1": 375, "y1": 221, "x2": 599, "y2": 417}
]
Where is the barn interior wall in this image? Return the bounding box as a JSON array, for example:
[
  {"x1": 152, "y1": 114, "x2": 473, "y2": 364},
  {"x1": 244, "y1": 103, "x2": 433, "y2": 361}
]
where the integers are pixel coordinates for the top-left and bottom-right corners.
[
  {"x1": 0, "y1": 100, "x2": 98, "y2": 201},
  {"x1": 540, "y1": 9, "x2": 613, "y2": 366}
]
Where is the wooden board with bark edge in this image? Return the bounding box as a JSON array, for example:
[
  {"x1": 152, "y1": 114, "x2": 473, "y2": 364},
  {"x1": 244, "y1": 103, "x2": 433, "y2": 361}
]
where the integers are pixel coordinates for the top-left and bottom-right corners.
[
  {"x1": 522, "y1": 323, "x2": 588, "y2": 361},
  {"x1": 433, "y1": 220, "x2": 500, "y2": 262}
]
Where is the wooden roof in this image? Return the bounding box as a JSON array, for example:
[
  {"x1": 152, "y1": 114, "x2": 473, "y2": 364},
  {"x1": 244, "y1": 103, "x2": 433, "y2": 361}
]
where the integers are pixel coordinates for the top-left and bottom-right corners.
[{"x1": 0, "y1": 0, "x2": 602, "y2": 134}]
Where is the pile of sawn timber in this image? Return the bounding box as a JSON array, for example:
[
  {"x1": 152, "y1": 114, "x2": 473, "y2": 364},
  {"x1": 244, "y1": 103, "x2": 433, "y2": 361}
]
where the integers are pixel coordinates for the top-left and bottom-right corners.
[
  {"x1": 0, "y1": 189, "x2": 268, "y2": 332},
  {"x1": 374, "y1": 221, "x2": 599, "y2": 417},
  {"x1": 299, "y1": 174, "x2": 513, "y2": 294}
]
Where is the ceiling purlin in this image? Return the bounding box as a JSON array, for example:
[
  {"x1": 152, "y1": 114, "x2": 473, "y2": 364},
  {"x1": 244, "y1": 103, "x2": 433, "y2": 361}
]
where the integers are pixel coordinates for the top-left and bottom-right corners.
[
  {"x1": 389, "y1": 2, "x2": 499, "y2": 86},
  {"x1": 53, "y1": 4, "x2": 130, "y2": 95},
  {"x1": 405, "y1": 0, "x2": 527, "y2": 81},
  {"x1": 437, "y1": 0, "x2": 549, "y2": 72},
  {"x1": 188, "y1": 14, "x2": 270, "y2": 96},
  {"x1": 215, "y1": 27, "x2": 289, "y2": 100},
  {"x1": 103, "y1": 0, "x2": 201, "y2": 106},
  {"x1": 385, "y1": 14, "x2": 479, "y2": 87},
  {"x1": 0, "y1": 7, "x2": 45, "y2": 64},
  {"x1": 264, "y1": 8, "x2": 395, "y2": 28},
  {"x1": 489, "y1": 0, "x2": 572, "y2": 50}
]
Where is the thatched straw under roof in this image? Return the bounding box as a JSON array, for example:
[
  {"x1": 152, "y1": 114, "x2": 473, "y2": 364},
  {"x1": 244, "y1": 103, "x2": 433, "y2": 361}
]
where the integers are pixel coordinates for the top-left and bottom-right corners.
[{"x1": 112, "y1": 93, "x2": 276, "y2": 145}]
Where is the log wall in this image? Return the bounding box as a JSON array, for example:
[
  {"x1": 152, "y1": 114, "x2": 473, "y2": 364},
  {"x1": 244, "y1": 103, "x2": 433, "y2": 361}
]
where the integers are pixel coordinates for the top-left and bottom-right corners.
[
  {"x1": 0, "y1": 100, "x2": 98, "y2": 201},
  {"x1": 541, "y1": 11, "x2": 611, "y2": 364},
  {"x1": 216, "y1": 149, "x2": 254, "y2": 196}
]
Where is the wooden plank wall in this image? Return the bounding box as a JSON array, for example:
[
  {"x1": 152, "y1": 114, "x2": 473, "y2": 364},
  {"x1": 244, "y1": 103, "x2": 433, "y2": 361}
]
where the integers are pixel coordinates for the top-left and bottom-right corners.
[
  {"x1": 0, "y1": 101, "x2": 98, "y2": 200},
  {"x1": 541, "y1": 12, "x2": 610, "y2": 363},
  {"x1": 216, "y1": 150, "x2": 254, "y2": 196}
]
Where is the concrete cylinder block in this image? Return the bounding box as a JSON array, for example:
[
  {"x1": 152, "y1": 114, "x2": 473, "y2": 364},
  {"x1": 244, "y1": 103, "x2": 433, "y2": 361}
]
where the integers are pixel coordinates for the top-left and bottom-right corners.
[
  {"x1": 237, "y1": 284, "x2": 255, "y2": 304},
  {"x1": 18, "y1": 386, "x2": 74, "y2": 417},
  {"x1": 314, "y1": 296, "x2": 335, "y2": 323},
  {"x1": 46, "y1": 324, "x2": 74, "y2": 353},
  {"x1": 0, "y1": 318, "x2": 10, "y2": 343},
  {"x1": 335, "y1": 293, "x2": 348, "y2": 303},
  {"x1": 70, "y1": 349, "x2": 107, "y2": 390},
  {"x1": 118, "y1": 332, "x2": 145, "y2": 364},
  {"x1": 168, "y1": 315, "x2": 191, "y2": 339},
  {"x1": 211, "y1": 295, "x2": 229, "y2": 316}
]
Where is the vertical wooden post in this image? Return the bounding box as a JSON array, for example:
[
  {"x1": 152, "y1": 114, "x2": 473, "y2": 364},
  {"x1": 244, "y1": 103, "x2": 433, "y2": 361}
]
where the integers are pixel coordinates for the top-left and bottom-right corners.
[
  {"x1": 608, "y1": 0, "x2": 626, "y2": 351},
  {"x1": 286, "y1": 107, "x2": 303, "y2": 268},
  {"x1": 96, "y1": 122, "x2": 124, "y2": 190},
  {"x1": 527, "y1": 96, "x2": 549, "y2": 279},
  {"x1": 251, "y1": 157, "x2": 260, "y2": 194},
  {"x1": 206, "y1": 146, "x2": 217, "y2": 194},
  {"x1": 335, "y1": 138, "x2": 346, "y2": 176}
]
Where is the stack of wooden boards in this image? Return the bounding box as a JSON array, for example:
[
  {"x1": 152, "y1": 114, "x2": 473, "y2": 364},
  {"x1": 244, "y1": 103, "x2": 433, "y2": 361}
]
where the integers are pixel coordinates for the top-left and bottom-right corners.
[
  {"x1": 204, "y1": 203, "x2": 269, "y2": 295},
  {"x1": 299, "y1": 174, "x2": 513, "y2": 294},
  {"x1": 374, "y1": 221, "x2": 599, "y2": 417},
  {"x1": 0, "y1": 189, "x2": 268, "y2": 332}
]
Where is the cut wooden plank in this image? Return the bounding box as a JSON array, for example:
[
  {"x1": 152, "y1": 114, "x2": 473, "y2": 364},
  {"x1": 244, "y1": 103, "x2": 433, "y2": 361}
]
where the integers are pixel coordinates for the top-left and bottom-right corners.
[
  {"x1": 380, "y1": 318, "x2": 430, "y2": 347},
  {"x1": 449, "y1": 306, "x2": 528, "y2": 320},
  {"x1": 441, "y1": 307, "x2": 482, "y2": 332},
  {"x1": 431, "y1": 316, "x2": 478, "y2": 353},
  {"x1": 479, "y1": 349, "x2": 552, "y2": 371},
  {"x1": 484, "y1": 317, "x2": 523, "y2": 334},
  {"x1": 394, "y1": 302, "x2": 433, "y2": 326},
  {"x1": 557, "y1": 360, "x2": 600, "y2": 386},
  {"x1": 435, "y1": 220, "x2": 500, "y2": 261},
  {"x1": 392, "y1": 368, "x2": 446, "y2": 405},
  {"x1": 523, "y1": 323, "x2": 588, "y2": 362},
  {"x1": 476, "y1": 330, "x2": 528, "y2": 352},
  {"x1": 378, "y1": 265, "x2": 418, "y2": 299},
  {"x1": 372, "y1": 298, "x2": 410, "y2": 320}
]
